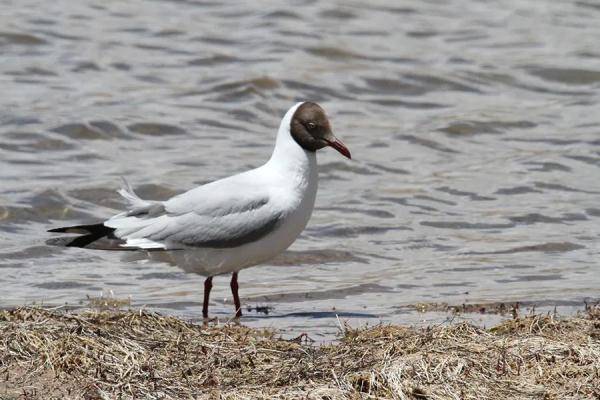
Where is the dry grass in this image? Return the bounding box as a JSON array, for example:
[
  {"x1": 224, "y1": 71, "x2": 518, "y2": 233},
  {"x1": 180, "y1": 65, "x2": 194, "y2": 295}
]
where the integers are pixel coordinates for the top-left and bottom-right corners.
[{"x1": 1, "y1": 306, "x2": 599, "y2": 399}]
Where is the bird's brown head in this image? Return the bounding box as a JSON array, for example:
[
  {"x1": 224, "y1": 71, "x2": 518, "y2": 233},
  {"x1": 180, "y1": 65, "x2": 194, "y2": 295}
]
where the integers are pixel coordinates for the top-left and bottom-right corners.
[{"x1": 290, "y1": 102, "x2": 351, "y2": 159}]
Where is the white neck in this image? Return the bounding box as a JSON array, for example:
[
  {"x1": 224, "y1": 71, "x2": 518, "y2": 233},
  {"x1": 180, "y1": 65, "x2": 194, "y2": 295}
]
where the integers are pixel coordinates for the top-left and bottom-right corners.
[
  {"x1": 263, "y1": 102, "x2": 319, "y2": 242},
  {"x1": 267, "y1": 102, "x2": 317, "y2": 176}
]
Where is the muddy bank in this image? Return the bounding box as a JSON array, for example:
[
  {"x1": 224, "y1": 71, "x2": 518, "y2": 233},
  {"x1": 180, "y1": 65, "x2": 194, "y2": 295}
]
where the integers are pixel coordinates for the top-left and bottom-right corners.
[{"x1": 1, "y1": 306, "x2": 599, "y2": 399}]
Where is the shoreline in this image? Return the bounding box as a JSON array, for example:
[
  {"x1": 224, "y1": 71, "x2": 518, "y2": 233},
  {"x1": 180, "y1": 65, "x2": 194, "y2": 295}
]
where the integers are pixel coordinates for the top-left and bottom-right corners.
[{"x1": 1, "y1": 306, "x2": 599, "y2": 399}]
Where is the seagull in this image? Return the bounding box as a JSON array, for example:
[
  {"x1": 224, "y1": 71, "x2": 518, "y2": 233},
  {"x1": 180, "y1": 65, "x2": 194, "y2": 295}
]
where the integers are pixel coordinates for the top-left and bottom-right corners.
[{"x1": 48, "y1": 102, "x2": 351, "y2": 319}]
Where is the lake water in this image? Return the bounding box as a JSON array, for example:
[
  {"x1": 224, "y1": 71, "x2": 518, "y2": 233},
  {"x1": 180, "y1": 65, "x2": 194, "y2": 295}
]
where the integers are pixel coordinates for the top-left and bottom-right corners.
[{"x1": 1, "y1": 0, "x2": 600, "y2": 340}]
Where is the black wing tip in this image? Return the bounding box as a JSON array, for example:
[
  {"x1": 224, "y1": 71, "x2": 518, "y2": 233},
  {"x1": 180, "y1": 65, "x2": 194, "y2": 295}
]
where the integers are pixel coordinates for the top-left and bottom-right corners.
[
  {"x1": 46, "y1": 223, "x2": 116, "y2": 248},
  {"x1": 48, "y1": 227, "x2": 68, "y2": 233}
]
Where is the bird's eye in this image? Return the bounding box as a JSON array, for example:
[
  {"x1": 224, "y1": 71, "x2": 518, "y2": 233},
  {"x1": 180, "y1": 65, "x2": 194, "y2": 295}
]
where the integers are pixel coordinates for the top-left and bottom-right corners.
[{"x1": 307, "y1": 122, "x2": 317, "y2": 130}]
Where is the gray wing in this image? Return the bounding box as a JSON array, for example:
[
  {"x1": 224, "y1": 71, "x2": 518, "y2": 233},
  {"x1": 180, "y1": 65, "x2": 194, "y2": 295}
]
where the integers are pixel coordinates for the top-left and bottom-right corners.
[{"x1": 105, "y1": 177, "x2": 283, "y2": 250}]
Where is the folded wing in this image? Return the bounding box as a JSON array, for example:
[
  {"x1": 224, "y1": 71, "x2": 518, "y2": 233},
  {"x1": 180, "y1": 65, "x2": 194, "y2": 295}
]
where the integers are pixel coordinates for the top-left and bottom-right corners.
[{"x1": 105, "y1": 177, "x2": 283, "y2": 250}]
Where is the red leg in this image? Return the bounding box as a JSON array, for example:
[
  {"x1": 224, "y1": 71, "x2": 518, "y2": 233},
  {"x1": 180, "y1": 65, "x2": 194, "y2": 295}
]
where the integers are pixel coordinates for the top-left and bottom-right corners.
[
  {"x1": 230, "y1": 272, "x2": 242, "y2": 318},
  {"x1": 203, "y1": 276, "x2": 213, "y2": 319}
]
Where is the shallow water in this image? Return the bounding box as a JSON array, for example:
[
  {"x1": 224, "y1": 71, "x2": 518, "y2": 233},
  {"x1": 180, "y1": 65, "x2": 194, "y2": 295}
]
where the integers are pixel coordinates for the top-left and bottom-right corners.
[{"x1": 1, "y1": 0, "x2": 600, "y2": 340}]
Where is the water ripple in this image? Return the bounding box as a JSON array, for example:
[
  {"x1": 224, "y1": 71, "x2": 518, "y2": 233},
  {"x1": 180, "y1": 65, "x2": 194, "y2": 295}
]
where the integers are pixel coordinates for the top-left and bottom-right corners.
[{"x1": 1, "y1": 0, "x2": 599, "y2": 337}]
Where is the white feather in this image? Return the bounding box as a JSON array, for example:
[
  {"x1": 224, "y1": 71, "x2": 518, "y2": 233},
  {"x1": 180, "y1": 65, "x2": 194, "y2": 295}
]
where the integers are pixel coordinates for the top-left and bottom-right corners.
[{"x1": 118, "y1": 177, "x2": 152, "y2": 208}]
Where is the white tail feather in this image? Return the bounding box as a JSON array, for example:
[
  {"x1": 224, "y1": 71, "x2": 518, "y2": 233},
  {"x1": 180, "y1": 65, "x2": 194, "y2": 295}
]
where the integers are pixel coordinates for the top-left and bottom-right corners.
[
  {"x1": 118, "y1": 177, "x2": 152, "y2": 208},
  {"x1": 113, "y1": 177, "x2": 165, "y2": 219}
]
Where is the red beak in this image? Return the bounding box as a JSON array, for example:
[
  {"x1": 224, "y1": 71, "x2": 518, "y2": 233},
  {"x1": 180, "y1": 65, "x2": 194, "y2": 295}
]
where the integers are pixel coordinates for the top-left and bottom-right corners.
[{"x1": 325, "y1": 137, "x2": 351, "y2": 159}]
